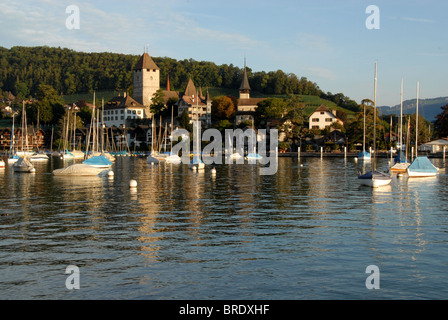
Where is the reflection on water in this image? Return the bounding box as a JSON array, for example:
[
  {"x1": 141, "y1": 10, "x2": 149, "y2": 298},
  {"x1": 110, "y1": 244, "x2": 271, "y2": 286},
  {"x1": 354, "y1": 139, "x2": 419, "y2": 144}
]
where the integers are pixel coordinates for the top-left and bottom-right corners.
[{"x1": 0, "y1": 156, "x2": 447, "y2": 299}]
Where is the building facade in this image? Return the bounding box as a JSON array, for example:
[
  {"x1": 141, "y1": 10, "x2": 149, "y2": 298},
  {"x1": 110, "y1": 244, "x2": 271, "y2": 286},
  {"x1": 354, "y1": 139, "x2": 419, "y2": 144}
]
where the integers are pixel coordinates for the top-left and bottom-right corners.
[
  {"x1": 176, "y1": 78, "x2": 212, "y2": 126},
  {"x1": 308, "y1": 105, "x2": 343, "y2": 130},
  {"x1": 102, "y1": 93, "x2": 147, "y2": 128},
  {"x1": 133, "y1": 52, "x2": 160, "y2": 109}
]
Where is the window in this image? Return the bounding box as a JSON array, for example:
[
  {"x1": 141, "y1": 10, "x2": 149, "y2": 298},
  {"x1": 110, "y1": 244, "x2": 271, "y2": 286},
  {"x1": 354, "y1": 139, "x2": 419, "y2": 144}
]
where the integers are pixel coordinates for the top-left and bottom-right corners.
[
  {"x1": 121, "y1": 116, "x2": 124, "y2": 120},
  {"x1": 121, "y1": 110, "x2": 124, "y2": 114},
  {"x1": 312, "y1": 126, "x2": 319, "y2": 129},
  {"x1": 312, "y1": 118, "x2": 319, "y2": 122},
  {"x1": 320, "y1": 112, "x2": 325, "y2": 115},
  {"x1": 325, "y1": 118, "x2": 333, "y2": 122}
]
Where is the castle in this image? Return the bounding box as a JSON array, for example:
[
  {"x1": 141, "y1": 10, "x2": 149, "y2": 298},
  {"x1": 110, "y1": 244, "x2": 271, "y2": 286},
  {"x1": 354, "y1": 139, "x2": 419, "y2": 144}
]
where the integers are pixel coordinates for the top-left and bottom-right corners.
[{"x1": 103, "y1": 51, "x2": 211, "y2": 128}]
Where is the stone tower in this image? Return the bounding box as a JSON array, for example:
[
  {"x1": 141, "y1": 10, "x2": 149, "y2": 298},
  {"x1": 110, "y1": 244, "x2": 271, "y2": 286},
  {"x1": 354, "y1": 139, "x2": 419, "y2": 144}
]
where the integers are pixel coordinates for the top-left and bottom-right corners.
[{"x1": 133, "y1": 52, "x2": 160, "y2": 108}]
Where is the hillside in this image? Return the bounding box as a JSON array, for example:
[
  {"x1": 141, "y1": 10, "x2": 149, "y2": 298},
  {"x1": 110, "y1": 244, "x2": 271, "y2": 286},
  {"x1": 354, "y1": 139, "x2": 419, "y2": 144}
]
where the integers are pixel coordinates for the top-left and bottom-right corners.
[
  {"x1": 62, "y1": 88, "x2": 354, "y2": 118},
  {"x1": 378, "y1": 97, "x2": 448, "y2": 121},
  {"x1": 1, "y1": 46, "x2": 322, "y2": 100}
]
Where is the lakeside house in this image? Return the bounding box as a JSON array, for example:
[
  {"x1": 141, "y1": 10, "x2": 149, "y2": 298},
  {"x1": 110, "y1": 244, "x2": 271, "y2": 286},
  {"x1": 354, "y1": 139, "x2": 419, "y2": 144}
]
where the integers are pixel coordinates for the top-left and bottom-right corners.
[
  {"x1": 418, "y1": 138, "x2": 448, "y2": 153},
  {"x1": 0, "y1": 127, "x2": 46, "y2": 151},
  {"x1": 308, "y1": 105, "x2": 343, "y2": 130},
  {"x1": 102, "y1": 93, "x2": 147, "y2": 128}
]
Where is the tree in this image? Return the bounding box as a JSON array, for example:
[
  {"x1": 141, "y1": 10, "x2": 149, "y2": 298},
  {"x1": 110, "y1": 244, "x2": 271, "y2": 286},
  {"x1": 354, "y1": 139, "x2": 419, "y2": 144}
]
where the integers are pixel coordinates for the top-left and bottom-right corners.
[
  {"x1": 27, "y1": 84, "x2": 65, "y2": 125},
  {"x1": 215, "y1": 119, "x2": 233, "y2": 132},
  {"x1": 150, "y1": 89, "x2": 166, "y2": 115},
  {"x1": 179, "y1": 109, "x2": 192, "y2": 132},
  {"x1": 211, "y1": 96, "x2": 235, "y2": 120},
  {"x1": 434, "y1": 104, "x2": 448, "y2": 138}
]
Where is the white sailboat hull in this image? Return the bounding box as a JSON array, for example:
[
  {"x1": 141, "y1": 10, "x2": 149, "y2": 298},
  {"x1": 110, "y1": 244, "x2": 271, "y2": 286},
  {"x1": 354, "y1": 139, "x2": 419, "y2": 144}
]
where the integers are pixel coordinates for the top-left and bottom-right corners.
[
  {"x1": 165, "y1": 154, "x2": 181, "y2": 164},
  {"x1": 407, "y1": 170, "x2": 438, "y2": 177},
  {"x1": 358, "y1": 171, "x2": 392, "y2": 188},
  {"x1": 12, "y1": 157, "x2": 35, "y2": 173},
  {"x1": 359, "y1": 178, "x2": 392, "y2": 188}
]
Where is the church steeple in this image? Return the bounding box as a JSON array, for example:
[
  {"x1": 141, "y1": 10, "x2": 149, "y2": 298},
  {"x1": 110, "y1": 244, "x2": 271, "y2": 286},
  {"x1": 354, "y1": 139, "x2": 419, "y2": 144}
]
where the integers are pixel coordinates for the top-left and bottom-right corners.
[{"x1": 239, "y1": 58, "x2": 251, "y2": 99}]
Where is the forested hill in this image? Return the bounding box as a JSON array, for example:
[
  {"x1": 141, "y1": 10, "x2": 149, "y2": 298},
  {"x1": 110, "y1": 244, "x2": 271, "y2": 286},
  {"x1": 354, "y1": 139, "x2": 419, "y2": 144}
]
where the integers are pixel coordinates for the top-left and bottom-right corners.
[
  {"x1": 378, "y1": 96, "x2": 448, "y2": 122},
  {"x1": 0, "y1": 46, "x2": 359, "y2": 112}
]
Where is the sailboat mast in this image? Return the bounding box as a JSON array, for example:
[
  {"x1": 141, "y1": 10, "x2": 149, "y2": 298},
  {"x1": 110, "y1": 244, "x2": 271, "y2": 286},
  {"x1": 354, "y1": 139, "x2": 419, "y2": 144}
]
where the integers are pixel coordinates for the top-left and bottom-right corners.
[
  {"x1": 416, "y1": 81, "x2": 419, "y2": 158},
  {"x1": 101, "y1": 98, "x2": 104, "y2": 153},
  {"x1": 400, "y1": 78, "x2": 403, "y2": 153},
  {"x1": 373, "y1": 62, "x2": 377, "y2": 170},
  {"x1": 363, "y1": 102, "x2": 366, "y2": 153},
  {"x1": 171, "y1": 104, "x2": 174, "y2": 152}
]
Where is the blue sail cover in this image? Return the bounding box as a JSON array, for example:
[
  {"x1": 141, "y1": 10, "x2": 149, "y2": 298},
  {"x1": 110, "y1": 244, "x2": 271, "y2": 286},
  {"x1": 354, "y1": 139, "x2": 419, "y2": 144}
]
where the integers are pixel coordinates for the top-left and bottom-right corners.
[
  {"x1": 83, "y1": 155, "x2": 113, "y2": 167},
  {"x1": 190, "y1": 155, "x2": 204, "y2": 164},
  {"x1": 408, "y1": 156, "x2": 438, "y2": 174},
  {"x1": 358, "y1": 150, "x2": 371, "y2": 158},
  {"x1": 394, "y1": 151, "x2": 407, "y2": 164}
]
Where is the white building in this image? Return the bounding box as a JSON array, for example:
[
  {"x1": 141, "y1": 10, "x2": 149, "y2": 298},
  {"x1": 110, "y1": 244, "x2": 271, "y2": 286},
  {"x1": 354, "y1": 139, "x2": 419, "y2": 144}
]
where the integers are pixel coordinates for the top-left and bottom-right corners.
[
  {"x1": 177, "y1": 78, "x2": 211, "y2": 126},
  {"x1": 102, "y1": 93, "x2": 147, "y2": 128},
  {"x1": 308, "y1": 104, "x2": 343, "y2": 130}
]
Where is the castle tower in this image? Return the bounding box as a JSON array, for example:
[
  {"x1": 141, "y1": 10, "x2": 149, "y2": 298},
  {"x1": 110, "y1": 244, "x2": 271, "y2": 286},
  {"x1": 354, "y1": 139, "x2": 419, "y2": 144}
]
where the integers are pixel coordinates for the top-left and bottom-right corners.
[{"x1": 133, "y1": 52, "x2": 160, "y2": 108}]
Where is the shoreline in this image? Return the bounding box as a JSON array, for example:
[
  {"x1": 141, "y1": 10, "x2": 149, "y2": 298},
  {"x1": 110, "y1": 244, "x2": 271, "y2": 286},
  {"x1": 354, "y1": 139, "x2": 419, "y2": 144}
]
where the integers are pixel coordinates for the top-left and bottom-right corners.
[{"x1": 278, "y1": 151, "x2": 448, "y2": 159}]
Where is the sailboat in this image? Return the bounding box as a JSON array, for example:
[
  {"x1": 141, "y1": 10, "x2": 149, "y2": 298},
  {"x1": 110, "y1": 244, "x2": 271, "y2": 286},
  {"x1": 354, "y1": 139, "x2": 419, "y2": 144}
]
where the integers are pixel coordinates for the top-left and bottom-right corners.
[
  {"x1": 12, "y1": 102, "x2": 35, "y2": 173},
  {"x1": 82, "y1": 94, "x2": 113, "y2": 168},
  {"x1": 358, "y1": 62, "x2": 392, "y2": 188},
  {"x1": 407, "y1": 81, "x2": 438, "y2": 177},
  {"x1": 165, "y1": 105, "x2": 182, "y2": 164},
  {"x1": 390, "y1": 79, "x2": 409, "y2": 173},
  {"x1": 358, "y1": 99, "x2": 371, "y2": 161},
  {"x1": 189, "y1": 98, "x2": 205, "y2": 170},
  {"x1": 147, "y1": 117, "x2": 159, "y2": 164},
  {"x1": 7, "y1": 110, "x2": 20, "y2": 164},
  {"x1": 245, "y1": 120, "x2": 263, "y2": 161}
]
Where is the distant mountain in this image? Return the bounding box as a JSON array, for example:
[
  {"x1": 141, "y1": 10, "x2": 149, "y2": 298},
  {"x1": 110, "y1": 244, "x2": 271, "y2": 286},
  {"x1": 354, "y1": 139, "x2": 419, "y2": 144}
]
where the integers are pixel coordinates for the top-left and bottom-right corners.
[{"x1": 378, "y1": 97, "x2": 448, "y2": 122}]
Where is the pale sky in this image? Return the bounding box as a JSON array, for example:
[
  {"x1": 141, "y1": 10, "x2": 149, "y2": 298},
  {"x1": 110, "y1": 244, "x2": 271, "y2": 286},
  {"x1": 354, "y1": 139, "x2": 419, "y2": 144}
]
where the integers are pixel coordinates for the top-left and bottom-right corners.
[{"x1": 1, "y1": 0, "x2": 447, "y2": 106}]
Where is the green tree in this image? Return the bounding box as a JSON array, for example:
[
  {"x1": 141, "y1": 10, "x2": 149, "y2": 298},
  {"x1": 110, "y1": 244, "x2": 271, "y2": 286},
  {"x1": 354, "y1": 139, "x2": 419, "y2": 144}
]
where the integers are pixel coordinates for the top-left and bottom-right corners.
[
  {"x1": 434, "y1": 104, "x2": 448, "y2": 138},
  {"x1": 215, "y1": 119, "x2": 233, "y2": 132},
  {"x1": 179, "y1": 108, "x2": 192, "y2": 132},
  {"x1": 150, "y1": 89, "x2": 166, "y2": 115},
  {"x1": 27, "y1": 84, "x2": 65, "y2": 125}
]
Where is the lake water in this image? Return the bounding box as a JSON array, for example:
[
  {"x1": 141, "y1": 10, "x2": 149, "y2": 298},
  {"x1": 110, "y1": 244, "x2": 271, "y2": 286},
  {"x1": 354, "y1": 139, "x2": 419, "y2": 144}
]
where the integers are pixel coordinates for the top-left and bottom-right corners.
[{"x1": 1, "y1": 155, "x2": 448, "y2": 300}]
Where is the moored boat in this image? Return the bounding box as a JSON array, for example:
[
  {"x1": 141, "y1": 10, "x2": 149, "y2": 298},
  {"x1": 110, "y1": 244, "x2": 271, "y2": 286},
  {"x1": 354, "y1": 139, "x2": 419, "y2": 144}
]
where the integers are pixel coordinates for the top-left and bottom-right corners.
[
  {"x1": 407, "y1": 156, "x2": 438, "y2": 177},
  {"x1": 358, "y1": 170, "x2": 392, "y2": 188}
]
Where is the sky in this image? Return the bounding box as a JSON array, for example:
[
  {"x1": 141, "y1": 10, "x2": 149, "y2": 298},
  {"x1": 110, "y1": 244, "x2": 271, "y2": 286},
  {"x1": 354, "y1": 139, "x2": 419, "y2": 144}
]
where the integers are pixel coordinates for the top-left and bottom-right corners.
[{"x1": 1, "y1": 0, "x2": 447, "y2": 107}]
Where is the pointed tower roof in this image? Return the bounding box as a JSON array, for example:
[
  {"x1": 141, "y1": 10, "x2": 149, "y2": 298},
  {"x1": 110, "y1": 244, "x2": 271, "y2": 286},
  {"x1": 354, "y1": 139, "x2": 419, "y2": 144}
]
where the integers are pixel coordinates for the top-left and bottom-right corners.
[
  {"x1": 133, "y1": 52, "x2": 160, "y2": 71},
  {"x1": 239, "y1": 61, "x2": 251, "y2": 91},
  {"x1": 183, "y1": 78, "x2": 197, "y2": 97}
]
